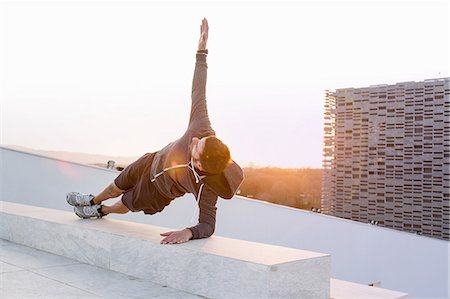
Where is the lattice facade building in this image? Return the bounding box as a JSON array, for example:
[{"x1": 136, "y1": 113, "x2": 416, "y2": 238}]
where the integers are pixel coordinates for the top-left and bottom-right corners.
[{"x1": 322, "y1": 78, "x2": 450, "y2": 240}]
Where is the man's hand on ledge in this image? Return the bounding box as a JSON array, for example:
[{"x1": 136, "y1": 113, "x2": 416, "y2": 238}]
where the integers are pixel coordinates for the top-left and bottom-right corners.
[{"x1": 160, "y1": 229, "x2": 193, "y2": 245}]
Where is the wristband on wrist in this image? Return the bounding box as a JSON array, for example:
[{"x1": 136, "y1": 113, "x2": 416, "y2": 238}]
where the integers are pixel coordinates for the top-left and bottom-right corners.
[{"x1": 197, "y1": 49, "x2": 208, "y2": 54}]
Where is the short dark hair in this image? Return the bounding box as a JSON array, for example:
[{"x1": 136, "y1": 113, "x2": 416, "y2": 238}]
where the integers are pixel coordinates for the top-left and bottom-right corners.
[{"x1": 199, "y1": 136, "x2": 231, "y2": 174}]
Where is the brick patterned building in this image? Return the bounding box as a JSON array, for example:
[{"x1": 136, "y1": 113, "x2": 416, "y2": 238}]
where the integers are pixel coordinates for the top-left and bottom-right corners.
[{"x1": 322, "y1": 78, "x2": 450, "y2": 240}]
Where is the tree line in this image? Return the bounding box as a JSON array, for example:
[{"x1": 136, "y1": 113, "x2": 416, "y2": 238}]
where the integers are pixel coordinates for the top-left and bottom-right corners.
[{"x1": 238, "y1": 167, "x2": 323, "y2": 211}]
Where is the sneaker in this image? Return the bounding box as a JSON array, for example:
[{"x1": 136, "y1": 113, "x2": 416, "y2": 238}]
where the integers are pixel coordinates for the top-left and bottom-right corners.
[
  {"x1": 66, "y1": 192, "x2": 94, "y2": 206},
  {"x1": 74, "y1": 205, "x2": 103, "y2": 219}
]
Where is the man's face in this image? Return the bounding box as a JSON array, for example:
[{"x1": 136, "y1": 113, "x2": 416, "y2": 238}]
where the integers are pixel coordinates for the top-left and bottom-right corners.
[{"x1": 191, "y1": 137, "x2": 207, "y2": 171}]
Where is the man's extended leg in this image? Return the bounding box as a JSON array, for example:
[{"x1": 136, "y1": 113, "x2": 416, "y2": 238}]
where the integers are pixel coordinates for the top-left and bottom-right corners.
[
  {"x1": 101, "y1": 199, "x2": 129, "y2": 215},
  {"x1": 74, "y1": 197, "x2": 129, "y2": 219},
  {"x1": 92, "y1": 182, "x2": 125, "y2": 205},
  {"x1": 71, "y1": 182, "x2": 129, "y2": 218},
  {"x1": 67, "y1": 182, "x2": 125, "y2": 207}
]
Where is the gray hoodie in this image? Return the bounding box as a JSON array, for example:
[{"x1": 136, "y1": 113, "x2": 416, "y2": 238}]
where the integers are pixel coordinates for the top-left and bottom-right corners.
[{"x1": 150, "y1": 51, "x2": 244, "y2": 239}]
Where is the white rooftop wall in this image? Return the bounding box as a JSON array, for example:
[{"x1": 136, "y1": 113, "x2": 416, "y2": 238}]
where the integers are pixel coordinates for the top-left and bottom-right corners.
[{"x1": 1, "y1": 147, "x2": 448, "y2": 298}]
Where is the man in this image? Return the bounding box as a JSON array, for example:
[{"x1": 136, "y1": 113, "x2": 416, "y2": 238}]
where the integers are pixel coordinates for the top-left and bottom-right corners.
[{"x1": 66, "y1": 18, "x2": 244, "y2": 245}]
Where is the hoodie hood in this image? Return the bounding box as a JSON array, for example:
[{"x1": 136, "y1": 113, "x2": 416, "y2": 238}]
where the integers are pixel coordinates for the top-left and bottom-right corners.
[{"x1": 202, "y1": 160, "x2": 244, "y2": 199}]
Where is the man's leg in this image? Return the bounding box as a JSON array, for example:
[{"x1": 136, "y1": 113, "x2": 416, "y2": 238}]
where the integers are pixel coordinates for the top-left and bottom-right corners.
[
  {"x1": 74, "y1": 197, "x2": 129, "y2": 219},
  {"x1": 93, "y1": 182, "x2": 125, "y2": 205},
  {"x1": 101, "y1": 199, "x2": 129, "y2": 215},
  {"x1": 72, "y1": 182, "x2": 130, "y2": 218}
]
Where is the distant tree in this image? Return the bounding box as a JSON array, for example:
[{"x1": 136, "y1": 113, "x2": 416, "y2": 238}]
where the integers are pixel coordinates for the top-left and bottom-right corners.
[{"x1": 239, "y1": 167, "x2": 323, "y2": 211}]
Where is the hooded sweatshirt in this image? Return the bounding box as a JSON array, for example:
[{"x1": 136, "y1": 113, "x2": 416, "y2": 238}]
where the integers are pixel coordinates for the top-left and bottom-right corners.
[{"x1": 150, "y1": 51, "x2": 244, "y2": 239}]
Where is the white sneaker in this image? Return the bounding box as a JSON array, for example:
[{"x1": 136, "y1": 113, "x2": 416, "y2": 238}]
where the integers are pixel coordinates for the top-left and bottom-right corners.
[
  {"x1": 74, "y1": 205, "x2": 103, "y2": 219},
  {"x1": 66, "y1": 192, "x2": 94, "y2": 206}
]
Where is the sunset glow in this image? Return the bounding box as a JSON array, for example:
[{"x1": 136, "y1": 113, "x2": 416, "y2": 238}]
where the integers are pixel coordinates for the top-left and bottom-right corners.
[{"x1": 1, "y1": 0, "x2": 448, "y2": 167}]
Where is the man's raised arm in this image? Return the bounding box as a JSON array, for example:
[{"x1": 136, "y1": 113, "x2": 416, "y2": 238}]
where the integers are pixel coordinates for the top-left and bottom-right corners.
[{"x1": 189, "y1": 18, "x2": 213, "y2": 131}]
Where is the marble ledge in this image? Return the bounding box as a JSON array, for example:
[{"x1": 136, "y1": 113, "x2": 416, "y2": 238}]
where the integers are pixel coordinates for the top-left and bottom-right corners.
[{"x1": 0, "y1": 201, "x2": 331, "y2": 299}]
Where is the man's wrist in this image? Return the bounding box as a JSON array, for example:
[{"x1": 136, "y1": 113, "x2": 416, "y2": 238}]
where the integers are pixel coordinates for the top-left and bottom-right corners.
[
  {"x1": 197, "y1": 49, "x2": 208, "y2": 55},
  {"x1": 185, "y1": 228, "x2": 194, "y2": 239}
]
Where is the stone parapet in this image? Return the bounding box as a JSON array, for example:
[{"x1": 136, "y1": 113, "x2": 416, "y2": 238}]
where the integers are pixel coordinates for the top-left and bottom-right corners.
[{"x1": 0, "y1": 201, "x2": 331, "y2": 298}]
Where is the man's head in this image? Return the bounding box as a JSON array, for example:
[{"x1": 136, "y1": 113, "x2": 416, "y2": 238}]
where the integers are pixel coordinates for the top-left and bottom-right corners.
[{"x1": 191, "y1": 136, "x2": 231, "y2": 174}]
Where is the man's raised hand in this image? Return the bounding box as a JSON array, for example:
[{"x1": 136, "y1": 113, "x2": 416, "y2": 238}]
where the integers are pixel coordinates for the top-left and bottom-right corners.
[{"x1": 198, "y1": 18, "x2": 208, "y2": 50}]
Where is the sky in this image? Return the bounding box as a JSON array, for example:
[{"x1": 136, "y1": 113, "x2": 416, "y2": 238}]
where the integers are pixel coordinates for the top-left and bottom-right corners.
[{"x1": 1, "y1": 0, "x2": 449, "y2": 168}]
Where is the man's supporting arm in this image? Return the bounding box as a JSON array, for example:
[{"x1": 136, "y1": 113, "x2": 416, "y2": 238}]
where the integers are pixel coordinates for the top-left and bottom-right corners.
[
  {"x1": 187, "y1": 185, "x2": 217, "y2": 239},
  {"x1": 160, "y1": 186, "x2": 217, "y2": 243}
]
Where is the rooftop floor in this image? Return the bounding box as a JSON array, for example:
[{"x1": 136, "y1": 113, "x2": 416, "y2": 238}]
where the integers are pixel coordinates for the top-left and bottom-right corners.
[{"x1": 0, "y1": 238, "x2": 202, "y2": 299}]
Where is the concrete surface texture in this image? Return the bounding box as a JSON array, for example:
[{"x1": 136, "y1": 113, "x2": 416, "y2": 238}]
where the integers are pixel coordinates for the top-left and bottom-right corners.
[
  {"x1": 0, "y1": 201, "x2": 331, "y2": 299},
  {"x1": 0, "y1": 238, "x2": 410, "y2": 299},
  {"x1": 0, "y1": 239, "x2": 201, "y2": 299},
  {"x1": 1, "y1": 201, "x2": 411, "y2": 299},
  {"x1": 330, "y1": 279, "x2": 408, "y2": 299}
]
